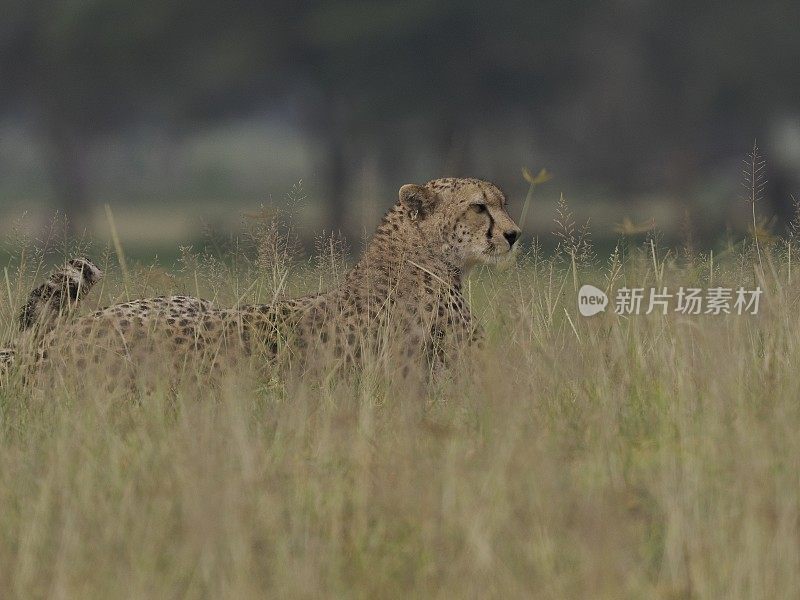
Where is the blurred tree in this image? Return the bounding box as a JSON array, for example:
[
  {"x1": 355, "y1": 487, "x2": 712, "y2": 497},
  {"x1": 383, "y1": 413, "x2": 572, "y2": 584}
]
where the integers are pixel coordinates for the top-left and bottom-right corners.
[
  {"x1": 1, "y1": 0, "x2": 799, "y2": 236},
  {"x1": 294, "y1": 0, "x2": 572, "y2": 228},
  {"x1": 0, "y1": 0, "x2": 298, "y2": 230}
]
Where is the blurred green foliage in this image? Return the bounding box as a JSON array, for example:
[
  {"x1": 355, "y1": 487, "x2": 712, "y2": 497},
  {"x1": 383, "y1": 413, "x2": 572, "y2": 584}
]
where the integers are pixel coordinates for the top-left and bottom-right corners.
[{"x1": 1, "y1": 1, "x2": 799, "y2": 235}]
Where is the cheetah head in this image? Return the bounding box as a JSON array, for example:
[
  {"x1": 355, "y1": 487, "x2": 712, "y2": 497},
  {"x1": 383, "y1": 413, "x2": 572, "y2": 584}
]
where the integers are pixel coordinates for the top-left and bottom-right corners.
[{"x1": 399, "y1": 178, "x2": 521, "y2": 269}]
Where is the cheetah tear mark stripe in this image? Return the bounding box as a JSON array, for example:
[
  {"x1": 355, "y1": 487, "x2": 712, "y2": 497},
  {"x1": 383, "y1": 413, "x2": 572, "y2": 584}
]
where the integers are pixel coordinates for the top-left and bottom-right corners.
[{"x1": 481, "y1": 189, "x2": 496, "y2": 240}]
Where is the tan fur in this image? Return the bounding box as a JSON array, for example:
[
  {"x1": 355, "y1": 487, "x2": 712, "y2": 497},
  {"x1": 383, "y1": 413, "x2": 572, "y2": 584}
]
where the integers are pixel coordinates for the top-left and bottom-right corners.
[
  {"x1": 1, "y1": 258, "x2": 102, "y2": 378},
  {"x1": 12, "y1": 178, "x2": 521, "y2": 384}
]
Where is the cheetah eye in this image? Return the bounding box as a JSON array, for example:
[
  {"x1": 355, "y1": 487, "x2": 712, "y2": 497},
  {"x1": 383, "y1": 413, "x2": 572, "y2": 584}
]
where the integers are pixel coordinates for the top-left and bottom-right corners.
[{"x1": 470, "y1": 204, "x2": 487, "y2": 214}]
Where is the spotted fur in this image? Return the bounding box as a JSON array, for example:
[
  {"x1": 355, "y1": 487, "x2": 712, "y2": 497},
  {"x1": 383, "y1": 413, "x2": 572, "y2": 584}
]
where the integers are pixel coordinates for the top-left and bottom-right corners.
[
  {"x1": 18, "y1": 258, "x2": 103, "y2": 331},
  {"x1": 14, "y1": 178, "x2": 521, "y2": 383},
  {"x1": 1, "y1": 258, "x2": 102, "y2": 377}
]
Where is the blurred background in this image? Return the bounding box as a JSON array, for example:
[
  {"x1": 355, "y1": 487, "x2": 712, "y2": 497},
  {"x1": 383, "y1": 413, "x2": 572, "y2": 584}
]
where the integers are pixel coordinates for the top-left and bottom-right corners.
[{"x1": 1, "y1": 0, "x2": 799, "y2": 260}]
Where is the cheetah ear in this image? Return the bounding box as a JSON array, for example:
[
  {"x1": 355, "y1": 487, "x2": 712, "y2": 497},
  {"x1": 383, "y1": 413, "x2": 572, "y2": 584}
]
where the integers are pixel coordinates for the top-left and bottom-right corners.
[{"x1": 399, "y1": 184, "x2": 438, "y2": 220}]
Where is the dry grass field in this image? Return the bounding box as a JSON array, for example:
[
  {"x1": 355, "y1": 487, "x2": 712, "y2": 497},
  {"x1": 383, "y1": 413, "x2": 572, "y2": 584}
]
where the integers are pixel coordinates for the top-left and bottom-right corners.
[{"x1": 1, "y1": 207, "x2": 799, "y2": 599}]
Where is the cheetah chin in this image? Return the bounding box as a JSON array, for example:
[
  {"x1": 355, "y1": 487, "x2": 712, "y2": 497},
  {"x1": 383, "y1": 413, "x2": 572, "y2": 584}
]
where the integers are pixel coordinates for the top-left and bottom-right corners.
[{"x1": 476, "y1": 243, "x2": 520, "y2": 271}]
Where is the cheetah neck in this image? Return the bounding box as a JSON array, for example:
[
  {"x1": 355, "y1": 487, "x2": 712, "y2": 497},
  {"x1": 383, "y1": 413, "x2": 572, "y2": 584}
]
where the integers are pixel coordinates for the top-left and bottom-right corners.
[{"x1": 346, "y1": 202, "x2": 463, "y2": 291}]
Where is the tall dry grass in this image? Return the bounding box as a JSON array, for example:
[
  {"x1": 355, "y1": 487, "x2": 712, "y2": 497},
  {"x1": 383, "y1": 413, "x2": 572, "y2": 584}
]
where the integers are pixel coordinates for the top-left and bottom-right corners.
[{"x1": 0, "y1": 206, "x2": 799, "y2": 599}]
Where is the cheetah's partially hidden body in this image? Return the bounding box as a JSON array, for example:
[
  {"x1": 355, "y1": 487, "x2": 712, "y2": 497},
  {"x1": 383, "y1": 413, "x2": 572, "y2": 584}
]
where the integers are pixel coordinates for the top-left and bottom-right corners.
[{"x1": 9, "y1": 178, "x2": 521, "y2": 384}]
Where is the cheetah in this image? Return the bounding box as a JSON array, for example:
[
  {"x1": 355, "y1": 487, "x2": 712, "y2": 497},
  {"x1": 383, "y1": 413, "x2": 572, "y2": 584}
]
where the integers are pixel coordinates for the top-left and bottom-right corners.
[{"x1": 7, "y1": 178, "x2": 521, "y2": 383}]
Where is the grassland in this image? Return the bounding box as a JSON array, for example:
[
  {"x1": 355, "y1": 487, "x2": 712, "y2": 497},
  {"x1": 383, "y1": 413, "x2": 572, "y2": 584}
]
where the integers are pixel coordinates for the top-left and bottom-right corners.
[{"x1": 0, "y1": 214, "x2": 799, "y2": 599}]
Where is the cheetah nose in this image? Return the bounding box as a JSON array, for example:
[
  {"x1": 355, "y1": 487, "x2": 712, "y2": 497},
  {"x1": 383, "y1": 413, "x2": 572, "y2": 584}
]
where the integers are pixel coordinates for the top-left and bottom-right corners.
[{"x1": 504, "y1": 229, "x2": 520, "y2": 247}]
